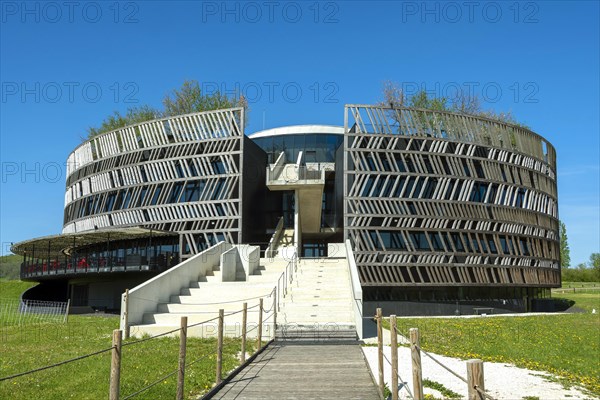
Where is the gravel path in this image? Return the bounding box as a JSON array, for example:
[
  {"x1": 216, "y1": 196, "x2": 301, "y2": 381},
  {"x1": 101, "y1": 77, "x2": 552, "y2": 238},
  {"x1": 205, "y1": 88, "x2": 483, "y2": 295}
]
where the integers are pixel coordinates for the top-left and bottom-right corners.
[{"x1": 361, "y1": 345, "x2": 595, "y2": 399}]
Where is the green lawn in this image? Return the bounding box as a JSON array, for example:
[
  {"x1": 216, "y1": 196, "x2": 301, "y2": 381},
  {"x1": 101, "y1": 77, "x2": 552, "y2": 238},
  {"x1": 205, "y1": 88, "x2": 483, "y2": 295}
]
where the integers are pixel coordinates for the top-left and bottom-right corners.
[
  {"x1": 0, "y1": 280, "x2": 253, "y2": 399},
  {"x1": 386, "y1": 292, "x2": 600, "y2": 396},
  {"x1": 0, "y1": 279, "x2": 35, "y2": 300}
]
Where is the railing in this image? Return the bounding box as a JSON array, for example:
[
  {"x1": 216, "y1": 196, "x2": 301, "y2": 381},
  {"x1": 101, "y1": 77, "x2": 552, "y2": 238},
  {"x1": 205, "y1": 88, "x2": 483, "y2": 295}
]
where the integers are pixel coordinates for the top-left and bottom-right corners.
[
  {"x1": 266, "y1": 165, "x2": 325, "y2": 184},
  {"x1": 20, "y1": 253, "x2": 179, "y2": 280},
  {"x1": 374, "y1": 309, "x2": 498, "y2": 400},
  {"x1": 346, "y1": 104, "x2": 556, "y2": 169},
  {"x1": 275, "y1": 256, "x2": 298, "y2": 313},
  {"x1": 0, "y1": 296, "x2": 277, "y2": 400},
  {"x1": 265, "y1": 217, "x2": 285, "y2": 258},
  {"x1": 0, "y1": 298, "x2": 70, "y2": 326}
]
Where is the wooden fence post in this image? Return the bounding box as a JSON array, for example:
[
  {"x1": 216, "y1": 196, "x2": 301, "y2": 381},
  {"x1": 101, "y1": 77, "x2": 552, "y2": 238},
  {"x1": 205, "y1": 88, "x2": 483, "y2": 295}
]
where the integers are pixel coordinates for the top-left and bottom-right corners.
[
  {"x1": 258, "y1": 298, "x2": 263, "y2": 349},
  {"x1": 216, "y1": 309, "x2": 224, "y2": 384},
  {"x1": 176, "y1": 316, "x2": 188, "y2": 400},
  {"x1": 241, "y1": 302, "x2": 247, "y2": 363},
  {"x1": 123, "y1": 289, "x2": 130, "y2": 339},
  {"x1": 109, "y1": 329, "x2": 122, "y2": 400},
  {"x1": 390, "y1": 314, "x2": 398, "y2": 400},
  {"x1": 410, "y1": 328, "x2": 423, "y2": 400},
  {"x1": 467, "y1": 359, "x2": 485, "y2": 400},
  {"x1": 376, "y1": 308, "x2": 384, "y2": 396}
]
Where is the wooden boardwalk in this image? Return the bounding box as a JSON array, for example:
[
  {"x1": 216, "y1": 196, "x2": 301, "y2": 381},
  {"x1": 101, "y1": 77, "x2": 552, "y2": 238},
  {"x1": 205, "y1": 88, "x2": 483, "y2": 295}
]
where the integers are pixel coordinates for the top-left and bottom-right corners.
[{"x1": 210, "y1": 343, "x2": 380, "y2": 399}]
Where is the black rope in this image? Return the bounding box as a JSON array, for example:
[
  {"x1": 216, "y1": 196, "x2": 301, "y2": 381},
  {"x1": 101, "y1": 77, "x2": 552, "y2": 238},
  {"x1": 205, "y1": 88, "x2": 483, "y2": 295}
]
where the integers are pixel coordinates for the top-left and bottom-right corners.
[{"x1": 0, "y1": 346, "x2": 114, "y2": 381}]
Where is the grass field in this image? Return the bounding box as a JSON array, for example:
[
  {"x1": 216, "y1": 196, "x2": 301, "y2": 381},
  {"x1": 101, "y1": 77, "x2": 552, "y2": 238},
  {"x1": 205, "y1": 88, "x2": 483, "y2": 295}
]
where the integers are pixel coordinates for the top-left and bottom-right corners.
[
  {"x1": 386, "y1": 291, "x2": 600, "y2": 396},
  {"x1": 0, "y1": 279, "x2": 35, "y2": 300},
  {"x1": 0, "y1": 280, "x2": 253, "y2": 399}
]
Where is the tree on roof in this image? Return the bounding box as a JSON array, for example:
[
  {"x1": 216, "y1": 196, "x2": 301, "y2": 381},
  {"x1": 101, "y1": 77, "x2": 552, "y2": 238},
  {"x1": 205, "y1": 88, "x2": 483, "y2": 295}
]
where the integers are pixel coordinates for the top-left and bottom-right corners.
[{"x1": 86, "y1": 80, "x2": 248, "y2": 140}]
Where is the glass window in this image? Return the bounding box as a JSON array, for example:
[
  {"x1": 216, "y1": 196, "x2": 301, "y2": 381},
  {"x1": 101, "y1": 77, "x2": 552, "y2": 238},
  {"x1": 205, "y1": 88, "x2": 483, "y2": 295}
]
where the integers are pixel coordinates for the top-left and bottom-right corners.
[
  {"x1": 410, "y1": 231, "x2": 430, "y2": 251},
  {"x1": 105, "y1": 192, "x2": 116, "y2": 212},
  {"x1": 211, "y1": 178, "x2": 225, "y2": 200},
  {"x1": 150, "y1": 184, "x2": 163, "y2": 205},
  {"x1": 293, "y1": 135, "x2": 305, "y2": 162},
  {"x1": 122, "y1": 190, "x2": 132, "y2": 209},
  {"x1": 184, "y1": 181, "x2": 200, "y2": 202},
  {"x1": 174, "y1": 161, "x2": 185, "y2": 178},
  {"x1": 168, "y1": 182, "x2": 183, "y2": 203},
  {"x1": 137, "y1": 186, "x2": 148, "y2": 207},
  {"x1": 316, "y1": 135, "x2": 327, "y2": 161},
  {"x1": 390, "y1": 232, "x2": 407, "y2": 250},
  {"x1": 428, "y1": 232, "x2": 444, "y2": 251}
]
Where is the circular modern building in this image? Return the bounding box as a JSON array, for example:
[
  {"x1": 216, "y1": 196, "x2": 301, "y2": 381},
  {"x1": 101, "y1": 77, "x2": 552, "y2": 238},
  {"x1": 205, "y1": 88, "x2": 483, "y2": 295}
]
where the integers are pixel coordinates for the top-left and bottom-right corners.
[{"x1": 12, "y1": 105, "x2": 560, "y2": 314}]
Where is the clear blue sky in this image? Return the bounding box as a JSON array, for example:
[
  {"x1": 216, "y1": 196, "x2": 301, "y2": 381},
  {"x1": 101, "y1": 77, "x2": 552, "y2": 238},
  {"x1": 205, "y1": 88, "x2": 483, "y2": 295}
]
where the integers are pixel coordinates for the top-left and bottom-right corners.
[{"x1": 1, "y1": 1, "x2": 598, "y2": 266}]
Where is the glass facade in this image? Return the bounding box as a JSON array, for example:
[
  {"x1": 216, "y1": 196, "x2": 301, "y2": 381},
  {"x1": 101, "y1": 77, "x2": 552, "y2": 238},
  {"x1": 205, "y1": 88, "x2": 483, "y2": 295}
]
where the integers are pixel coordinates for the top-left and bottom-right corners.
[
  {"x1": 21, "y1": 236, "x2": 180, "y2": 278},
  {"x1": 252, "y1": 133, "x2": 343, "y2": 164}
]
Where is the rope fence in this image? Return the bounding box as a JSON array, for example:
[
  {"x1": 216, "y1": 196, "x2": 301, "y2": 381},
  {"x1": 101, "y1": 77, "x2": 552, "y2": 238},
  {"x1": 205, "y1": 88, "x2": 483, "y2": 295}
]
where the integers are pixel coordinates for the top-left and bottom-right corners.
[
  {"x1": 0, "y1": 291, "x2": 278, "y2": 400},
  {"x1": 0, "y1": 345, "x2": 114, "y2": 382},
  {"x1": 381, "y1": 350, "x2": 414, "y2": 399},
  {"x1": 375, "y1": 308, "x2": 498, "y2": 400}
]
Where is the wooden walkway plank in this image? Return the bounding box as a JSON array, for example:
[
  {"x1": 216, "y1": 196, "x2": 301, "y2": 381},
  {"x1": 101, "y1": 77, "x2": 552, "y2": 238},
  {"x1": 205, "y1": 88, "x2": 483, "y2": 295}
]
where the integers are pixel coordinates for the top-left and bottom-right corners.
[{"x1": 210, "y1": 343, "x2": 380, "y2": 400}]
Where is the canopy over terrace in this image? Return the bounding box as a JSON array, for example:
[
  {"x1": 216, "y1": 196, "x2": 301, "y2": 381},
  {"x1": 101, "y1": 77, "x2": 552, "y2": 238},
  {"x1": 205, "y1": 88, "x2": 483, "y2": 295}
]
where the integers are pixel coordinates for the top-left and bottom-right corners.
[
  {"x1": 12, "y1": 227, "x2": 179, "y2": 280},
  {"x1": 11, "y1": 227, "x2": 176, "y2": 258}
]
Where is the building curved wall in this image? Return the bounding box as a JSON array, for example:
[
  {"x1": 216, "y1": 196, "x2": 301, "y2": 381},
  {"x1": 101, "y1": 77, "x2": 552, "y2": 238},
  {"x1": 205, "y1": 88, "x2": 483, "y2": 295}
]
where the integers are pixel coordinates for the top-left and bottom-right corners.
[
  {"x1": 343, "y1": 105, "x2": 559, "y2": 291},
  {"x1": 62, "y1": 108, "x2": 256, "y2": 255}
]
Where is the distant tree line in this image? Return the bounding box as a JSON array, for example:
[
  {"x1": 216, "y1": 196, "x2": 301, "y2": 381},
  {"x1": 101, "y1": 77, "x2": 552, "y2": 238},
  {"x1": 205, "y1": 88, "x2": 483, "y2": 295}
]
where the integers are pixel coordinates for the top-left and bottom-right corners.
[
  {"x1": 562, "y1": 253, "x2": 600, "y2": 282},
  {"x1": 86, "y1": 80, "x2": 248, "y2": 139},
  {"x1": 0, "y1": 254, "x2": 22, "y2": 280}
]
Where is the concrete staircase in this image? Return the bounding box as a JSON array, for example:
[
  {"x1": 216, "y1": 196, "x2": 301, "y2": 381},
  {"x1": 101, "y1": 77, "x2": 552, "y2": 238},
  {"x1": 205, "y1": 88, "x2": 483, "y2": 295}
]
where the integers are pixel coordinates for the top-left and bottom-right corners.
[
  {"x1": 128, "y1": 249, "x2": 358, "y2": 342},
  {"x1": 129, "y1": 257, "x2": 288, "y2": 338},
  {"x1": 277, "y1": 258, "x2": 357, "y2": 342}
]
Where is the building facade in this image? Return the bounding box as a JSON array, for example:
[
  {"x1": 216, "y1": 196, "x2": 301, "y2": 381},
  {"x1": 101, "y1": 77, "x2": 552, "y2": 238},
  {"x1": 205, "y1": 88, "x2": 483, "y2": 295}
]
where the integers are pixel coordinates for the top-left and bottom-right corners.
[{"x1": 12, "y1": 105, "x2": 560, "y2": 312}]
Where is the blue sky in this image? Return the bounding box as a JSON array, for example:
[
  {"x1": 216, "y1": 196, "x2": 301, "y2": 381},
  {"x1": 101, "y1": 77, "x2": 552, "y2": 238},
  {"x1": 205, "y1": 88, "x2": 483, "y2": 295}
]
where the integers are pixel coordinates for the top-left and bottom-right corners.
[{"x1": 1, "y1": 1, "x2": 598, "y2": 266}]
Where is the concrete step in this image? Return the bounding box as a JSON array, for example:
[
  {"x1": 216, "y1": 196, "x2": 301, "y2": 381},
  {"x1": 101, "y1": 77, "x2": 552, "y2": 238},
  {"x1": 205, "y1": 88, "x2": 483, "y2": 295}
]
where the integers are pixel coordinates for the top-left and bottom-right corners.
[
  {"x1": 181, "y1": 285, "x2": 275, "y2": 296},
  {"x1": 130, "y1": 320, "x2": 276, "y2": 339},
  {"x1": 171, "y1": 291, "x2": 274, "y2": 303},
  {"x1": 275, "y1": 327, "x2": 358, "y2": 343},
  {"x1": 143, "y1": 308, "x2": 268, "y2": 325}
]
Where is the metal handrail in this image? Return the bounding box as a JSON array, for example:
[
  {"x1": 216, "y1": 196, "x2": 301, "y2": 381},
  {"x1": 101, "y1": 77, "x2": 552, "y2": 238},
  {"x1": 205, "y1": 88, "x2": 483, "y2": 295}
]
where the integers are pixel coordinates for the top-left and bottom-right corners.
[{"x1": 275, "y1": 256, "x2": 297, "y2": 312}]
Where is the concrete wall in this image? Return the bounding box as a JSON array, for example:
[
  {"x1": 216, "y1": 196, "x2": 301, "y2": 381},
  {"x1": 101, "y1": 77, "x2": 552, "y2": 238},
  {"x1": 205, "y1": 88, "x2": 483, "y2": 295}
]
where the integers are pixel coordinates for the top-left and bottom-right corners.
[
  {"x1": 237, "y1": 244, "x2": 260, "y2": 277},
  {"x1": 327, "y1": 242, "x2": 345, "y2": 258},
  {"x1": 121, "y1": 241, "x2": 231, "y2": 329},
  {"x1": 363, "y1": 300, "x2": 524, "y2": 317},
  {"x1": 220, "y1": 247, "x2": 239, "y2": 281},
  {"x1": 345, "y1": 240, "x2": 364, "y2": 339},
  {"x1": 220, "y1": 245, "x2": 260, "y2": 281}
]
